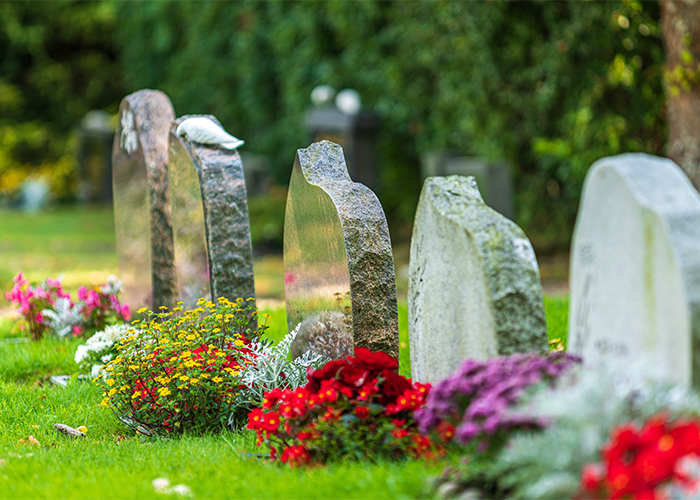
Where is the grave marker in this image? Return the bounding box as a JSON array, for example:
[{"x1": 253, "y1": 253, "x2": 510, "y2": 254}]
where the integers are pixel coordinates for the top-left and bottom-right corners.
[
  {"x1": 112, "y1": 90, "x2": 178, "y2": 310},
  {"x1": 168, "y1": 115, "x2": 255, "y2": 309},
  {"x1": 284, "y1": 140, "x2": 398, "y2": 359},
  {"x1": 409, "y1": 176, "x2": 547, "y2": 383},
  {"x1": 569, "y1": 153, "x2": 700, "y2": 386}
]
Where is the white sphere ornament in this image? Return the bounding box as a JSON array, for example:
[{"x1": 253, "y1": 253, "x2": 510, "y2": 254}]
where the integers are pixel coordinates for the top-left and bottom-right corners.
[
  {"x1": 176, "y1": 117, "x2": 244, "y2": 150},
  {"x1": 335, "y1": 89, "x2": 361, "y2": 115},
  {"x1": 310, "y1": 85, "x2": 336, "y2": 107}
]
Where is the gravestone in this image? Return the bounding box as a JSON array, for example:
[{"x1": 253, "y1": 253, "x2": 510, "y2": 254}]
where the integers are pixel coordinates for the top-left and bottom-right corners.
[
  {"x1": 168, "y1": 115, "x2": 255, "y2": 309},
  {"x1": 569, "y1": 153, "x2": 700, "y2": 386},
  {"x1": 112, "y1": 90, "x2": 178, "y2": 311},
  {"x1": 284, "y1": 140, "x2": 398, "y2": 359},
  {"x1": 409, "y1": 176, "x2": 547, "y2": 383}
]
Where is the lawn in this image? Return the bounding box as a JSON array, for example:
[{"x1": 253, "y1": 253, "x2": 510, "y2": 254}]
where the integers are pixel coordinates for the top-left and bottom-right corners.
[{"x1": 0, "y1": 205, "x2": 570, "y2": 499}]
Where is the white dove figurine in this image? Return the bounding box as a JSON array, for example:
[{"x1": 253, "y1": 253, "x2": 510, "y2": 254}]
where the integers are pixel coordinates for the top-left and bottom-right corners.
[{"x1": 176, "y1": 117, "x2": 245, "y2": 150}]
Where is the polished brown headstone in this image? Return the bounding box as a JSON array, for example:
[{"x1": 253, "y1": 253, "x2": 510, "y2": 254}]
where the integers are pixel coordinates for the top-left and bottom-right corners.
[
  {"x1": 112, "y1": 90, "x2": 178, "y2": 311},
  {"x1": 284, "y1": 140, "x2": 398, "y2": 359},
  {"x1": 168, "y1": 115, "x2": 255, "y2": 309}
]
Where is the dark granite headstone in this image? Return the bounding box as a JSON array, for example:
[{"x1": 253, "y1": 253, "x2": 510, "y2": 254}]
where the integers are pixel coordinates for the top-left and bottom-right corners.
[
  {"x1": 168, "y1": 115, "x2": 255, "y2": 309},
  {"x1": 112, "y1": 90, "x2": 178, "y2": 311},
  {"x1": 284, "y1": 140, "x2": 398, "y2": 359}
]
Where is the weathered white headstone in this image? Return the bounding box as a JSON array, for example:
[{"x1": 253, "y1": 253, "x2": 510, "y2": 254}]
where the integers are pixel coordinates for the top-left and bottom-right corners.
[
  {"x1": 284, "y1": 140, "x2": 399, "y2": 359},
  {"x1": 112, "y1": 90, "x2": 178, "y2": 310},
  {"x1": 409, "y1": 176, "x2": 547, "y2": 383},
  {"x1": 569, "y1": 153, "x2": 700, "y2": 386},
  {"x1": 168, "y1": 115, "x2": 255, "y2": 310}
]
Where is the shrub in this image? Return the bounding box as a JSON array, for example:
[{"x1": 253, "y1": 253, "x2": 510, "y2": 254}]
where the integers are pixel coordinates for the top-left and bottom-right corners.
[
  {"x1": 4, "y1": 271, "x2": 129, "y2": 339},
  {"x1": 247, "y1": 348, "x2": 439, "y2": 467},
  {"x1": 416, "y1": 352, "x2": 580, "y2": 450},
  {"x1": 490, "y1": 361, "x2": 700, "y2": 500},
  {"x1": 580, "y1": 415, "x2": 700, "y2": 499},
  {"x1": 98, "y1": 297, "x2": 265, "y2": 436}
]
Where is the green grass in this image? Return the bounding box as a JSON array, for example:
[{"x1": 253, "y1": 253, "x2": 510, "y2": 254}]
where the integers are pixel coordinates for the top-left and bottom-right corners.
[{"x1": 0, "y1": 206, "x2": 572, "y2": 498}]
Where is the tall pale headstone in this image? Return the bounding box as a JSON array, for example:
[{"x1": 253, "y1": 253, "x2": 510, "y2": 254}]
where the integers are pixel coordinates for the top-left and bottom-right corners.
[
  {"x1": 284, "y1": 140, "x2": 399, "y2": 359},
  {"x1": 168, "y1": 115, "x2": 255, "y2": 309},
  {"x1": 112, "y1": 90, "x2": 178, "y2": 311},
  {"x1": 569, "y1": 153, "x2": 700, "y2": 386},
  {"x1": 409, "y1": 176, "x2": 547, "y2": 383}
]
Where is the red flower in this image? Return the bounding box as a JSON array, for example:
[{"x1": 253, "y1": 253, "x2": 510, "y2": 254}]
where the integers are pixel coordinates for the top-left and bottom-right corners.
[
  {"x1": 350, "y1": 348, "x2": 398, "y2": 372},
  {"x1": 306, "y1": 359, "x2": 349, "y2": 392},
  {"x1": 246, "y1": 408, "x2": 265, "y2": 431},
  {"x1": 437, "y1": 421, "x2": 455, "y2": 443},
  {"x1": 580, "y1": 463, "x2": 605, "y2": 492},
  {"x1": 263, "y1": 388, "x2": 285, "y2": 409},
  {"x1": 259, "y1": 412, "x2": 280, "y2": 433},
  {"x1": 357, "y1": 380, "x2": 379, "y2": 401},
  {"x1": 280, "y1": 445, "x2": 310, "y2": 467},
  {"x1": 354, "y1": 406, "x2": 370, "y2": 419},
  {"x1": 380, "y1": 370, "x2": 412, "y2": 400}
]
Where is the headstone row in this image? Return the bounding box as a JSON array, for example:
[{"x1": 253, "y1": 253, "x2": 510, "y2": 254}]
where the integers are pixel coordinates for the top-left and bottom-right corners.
[{"x1": 113, "y1": 89, "x2": 700, "y2": 389}]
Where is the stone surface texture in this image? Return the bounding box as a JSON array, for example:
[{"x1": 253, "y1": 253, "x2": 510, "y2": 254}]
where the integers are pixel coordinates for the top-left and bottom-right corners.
[
  {"x1": 112, "y1": 89, "x2": 178, "y2": 311},
  {"x1": 167, "y1": 115, "x2": 255, "y2": 309},
  {"x1": 569, "y1": 153, "x2": 700, "y2": 386},
  {"x1": 409, "y1": 176, "x2": 547, "y2": 383},
  {"x1": 284, "y1": 140, "x2": 399, "y2": 359}
]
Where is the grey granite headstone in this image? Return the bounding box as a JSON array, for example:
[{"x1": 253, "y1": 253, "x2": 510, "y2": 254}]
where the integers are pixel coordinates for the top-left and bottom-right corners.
[
  {"x1": 112, "y1": 90, "x2": 178, "y2": 310},
  {"x1": 408, "y1": 176, "x2": 547, "y2": 383},
  {"x1": 284, "y1": 140, "x2": 399, "y2": 359},
  {"x1": 569, "y1": 154, "x2": 700, "y2": 386},
  {"x1": 168, "y1": 115, "x2": 255, "y2": 309}
]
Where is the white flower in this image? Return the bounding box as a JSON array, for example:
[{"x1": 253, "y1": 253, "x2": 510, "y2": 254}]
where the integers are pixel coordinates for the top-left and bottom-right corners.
[
  {"x1": 151, "y1": 478, "x2": 170, "y2": 494},
  {"x1": 169, "y1": 484, "x2": 193, "y2": 497}
]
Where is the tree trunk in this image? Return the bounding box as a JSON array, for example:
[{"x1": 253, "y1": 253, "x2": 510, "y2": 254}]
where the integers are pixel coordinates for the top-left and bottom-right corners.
[{"x1": 661, "y1": 0, "x2": 700, "y2": 187}]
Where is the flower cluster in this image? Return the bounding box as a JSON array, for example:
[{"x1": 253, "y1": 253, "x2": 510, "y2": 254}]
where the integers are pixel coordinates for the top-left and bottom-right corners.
[
  {"x1": 247, "y1": 348, "x2": 438, "y2": 467},
  {"x1": 74, "y1": 324, "x2": 131, "y2": 377},
  {"x1": 4, "y1": 272, "x2": 130, "y2": 339},
  {"x1": 416, "y1": 352, "x2": 580, "y2": 448},
  {"x1": 98, "y1": 297, "x2": 265, "y2": 436},
  {"x1": 580, "y1": 416, "x2": 700, "y2": 499}
]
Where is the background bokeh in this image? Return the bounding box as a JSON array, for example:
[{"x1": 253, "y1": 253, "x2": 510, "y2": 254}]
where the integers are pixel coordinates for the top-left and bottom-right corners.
[{"x1": 0, "y1": 1, "x2": 666, "y2": 253}]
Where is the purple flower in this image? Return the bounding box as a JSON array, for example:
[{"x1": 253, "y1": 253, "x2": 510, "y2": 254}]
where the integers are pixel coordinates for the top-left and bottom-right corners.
[{"x1": 418, "y1": 352, "x2": 580, "y2": 446}]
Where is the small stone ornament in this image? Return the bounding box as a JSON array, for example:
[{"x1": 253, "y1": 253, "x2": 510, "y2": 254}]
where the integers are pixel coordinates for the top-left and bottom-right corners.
[
  {"x1": 54, "y1": 423, "x2": 85, "y2": 439},
  {"x1": 176, "y1": 117, "x2": 244, "y2": 150}
]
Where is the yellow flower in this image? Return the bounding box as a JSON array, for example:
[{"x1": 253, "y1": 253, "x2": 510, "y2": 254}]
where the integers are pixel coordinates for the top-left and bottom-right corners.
[
  {"x1": 212, "y1": 376, "x2": 223, "y2": 383},
  {"x1": 190, "y1": 378, "x2": 199, "y2": 384},
  {"x1": 179, "y1": 375, "x2": 189, "y2": 381},
  {"x1": 100, "y1": 398, "x2": 110, "y2": 407},
  {"x1": 108, "y1": 388, "x2": 118, "y2": 396},
  {"x1": 158, "y1": 387, "x2": 171, "y2": 396},
  {"x1": 137, "y1": 307, "x2": 148, "y2": 314},
  {"x1": 186, "y1": 334, "x2": 196, "y2": 341},
  {"x1": 199, "y1": 373, "x2": 210, "y2": 379},
  {"x1": 132, "y1": 392, "x2": 140, "y2": 399},
  {"x1": 106, "y1": 379, "x2": 115, "y2": 387}
]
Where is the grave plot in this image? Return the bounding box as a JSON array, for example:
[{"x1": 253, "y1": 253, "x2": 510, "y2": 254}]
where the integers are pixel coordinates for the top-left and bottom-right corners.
[
  {"x1": 409, "y1": 175, "x2": 547, "y2": 383},
  {"x1": 112, "y1": 89, "x2": 178, "y2": 310},
  {"x1": 569, "y1": 153, "x2": 700, "y2": 386},
  {"x1": 283, "y1": 140, "x2": 399, "y2": 359},
  {"x1": 168, "y1": 115, "x2": 255, "y2": 309}
]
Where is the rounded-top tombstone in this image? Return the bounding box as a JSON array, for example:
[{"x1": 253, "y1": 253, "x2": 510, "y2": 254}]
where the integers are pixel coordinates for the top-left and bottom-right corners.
[
  {"x1": 112, "y1": 89, "x2": 178, "y2": 311},
  {"x1": 569, "y1": 153, "x2": 700, "y2": 386},
  {"x1": 284, "y1": 140, "x2": 398, "y2": 360}
]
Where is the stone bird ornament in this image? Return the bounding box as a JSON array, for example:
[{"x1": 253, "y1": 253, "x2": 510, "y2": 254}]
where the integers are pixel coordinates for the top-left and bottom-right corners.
[{"x1": 176, "y1": 117, "x2": 244, "y2": 150}]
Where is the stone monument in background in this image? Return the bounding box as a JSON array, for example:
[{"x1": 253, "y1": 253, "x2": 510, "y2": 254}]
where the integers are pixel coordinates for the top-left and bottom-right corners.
[
  {"x1": 168, "y1": 115, "x2": 255, "y2": 309},
  {"x1": 408, "y1": 176, "x2": 547, "y2": 383},
  {"x1": 284, "y1": 140, "x2": 398, "y2": 359},
  {"x1": 569, "y1": 153, "x2": 700, "y2": 386},
  {"x1": 112, "y1": 89, "x2": 178, "y2": 311}
]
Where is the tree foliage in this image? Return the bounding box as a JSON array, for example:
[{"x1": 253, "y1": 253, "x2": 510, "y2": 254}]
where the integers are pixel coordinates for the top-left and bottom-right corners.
[
  {"x1": 0, "y1": 1, "x2": 121, "y2": 200},
  {"x1": 115, "y1": 0, "x2": 665, "y2": 247},
  {"x1": 1, "y1": 1, "x2": 665, "y2": 249}
]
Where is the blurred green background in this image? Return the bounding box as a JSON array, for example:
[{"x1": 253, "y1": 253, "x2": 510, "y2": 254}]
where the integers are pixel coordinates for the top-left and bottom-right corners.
[{"x1": 0, "y1": 0, "x2": 665, "y2": 270}]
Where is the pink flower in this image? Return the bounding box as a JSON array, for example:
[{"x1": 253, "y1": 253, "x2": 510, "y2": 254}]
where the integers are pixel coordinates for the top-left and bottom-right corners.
[
  {"x1": 34, "y1": 312, "x2": 43, "y2": 324},
  {"x1": 72, "y1": 326, "x2": 82, "y2": 337},
  {"x1": 77, "y1": 286, "x2": 88, "y2": 301},
  {"x1": 120, "y1": 304, "x2": 131, "y2": 321}
]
